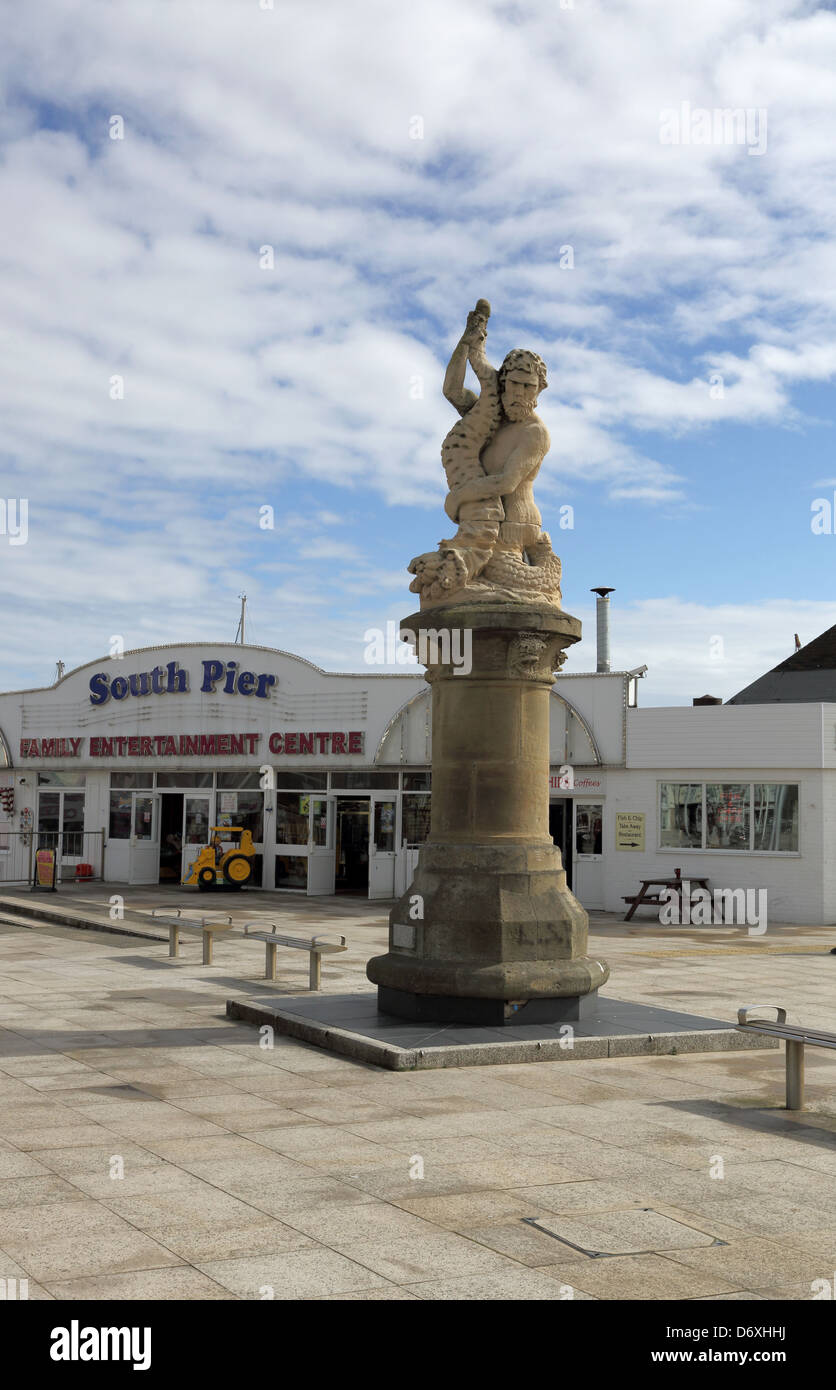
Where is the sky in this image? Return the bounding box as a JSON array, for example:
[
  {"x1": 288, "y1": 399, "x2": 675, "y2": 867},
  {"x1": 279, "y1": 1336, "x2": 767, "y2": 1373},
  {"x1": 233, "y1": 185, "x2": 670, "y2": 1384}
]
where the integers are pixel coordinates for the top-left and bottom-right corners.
[{"x1": 2, "y1": 0, "x2": 836, "y2": 704}]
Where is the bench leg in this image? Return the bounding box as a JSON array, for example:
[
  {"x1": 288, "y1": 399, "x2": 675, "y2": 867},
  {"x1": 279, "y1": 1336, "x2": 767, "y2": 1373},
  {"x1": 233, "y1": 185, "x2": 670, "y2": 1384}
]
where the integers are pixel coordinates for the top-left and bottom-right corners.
[
  {"x1": 265, "y1": 943, "x2": 277, "y2": 981},
  {"x1": 169, "y1": 926, "x2": 179, "y2": 958},
  {"x1": 203, "y1": 932, "x2": 213, "y2": 966},
  {"x1": 786, "y1": 1039, "x2": 805, "y2": 1110},
  {"x1": 309, "y1": 951, "x2": 321, "y2": 991}
]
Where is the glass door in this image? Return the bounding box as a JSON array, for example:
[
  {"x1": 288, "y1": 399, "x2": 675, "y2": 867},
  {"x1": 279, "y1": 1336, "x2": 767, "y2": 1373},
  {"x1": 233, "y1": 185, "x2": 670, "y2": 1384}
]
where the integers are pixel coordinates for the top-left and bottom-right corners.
[
  {"x1": 128, "y1": 794, "x2": 160, "y2": 885},
  {"x1": 369, "y1": 795, "x2": 397, "y2": 899},
  {"x1": 37, "y1": 789, "x2": 86, "y2": 881},
  {"x1": 307, "y1": 796, "x2": 336, "y2": 895},
  {"x1": 182, "y1": 796, "x2": 211, "y2": 882},
  {"x1": 573, "y1": 801, "x2": 604, "y2": 909}
]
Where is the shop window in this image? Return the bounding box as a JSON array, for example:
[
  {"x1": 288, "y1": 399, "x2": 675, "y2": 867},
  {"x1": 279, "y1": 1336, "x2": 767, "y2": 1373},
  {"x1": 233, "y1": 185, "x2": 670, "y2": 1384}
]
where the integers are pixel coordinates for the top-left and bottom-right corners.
[
  {"x1": 109, "y1": 792, "x2": 133, "y2": 839},
  {"x1": 311, "y1": 799, "x2": 328, "y2": 847},
  {"x1": 276, "y1": 793, "x2": 309, "y2": 845},
  {"x1": 403, "y1": 772, "x2": 431, "y2": 790},
  {"x1": 402, "y1": 794, "x2": 431, "y2": 844},
  {"x1": 275, "y1": 772, "x2": 327, "y2": 791},
  {"x1": 659, "y1": 783, "x2": 703, "y2": 849},
  {"x1": 754, "y1": 784, "x2": 799, "y2": 852},
  {"x1": 374, "y1": 800, "x2": 396, "y2": 852},
  {"x1": 217, "y1": 790, "x2": 263, "y2": 843},
  {"x1": 217, "y1": 770, "x2": 262, "y2": 790},
  {"x1": 275, "y1": 854, "x2": 308, "y2": 890},
  {"x1": 38, "y1": 790, "x2": 85, "y2": 856},
  {"x1": 111, "y1": 772, "x2": 153, "y2": 789},
  {"x1": 155, "y1": 772, "x2": 213, "y2": 788},
  {"x1": 706, "y1": 783, "x2": 750, "y2": 850},
  {"x1": 575, "y1": 803, "x2": 603, "y2": 856},
  {"x1": 659, "y1": 782, "x2": 799, "y2": 852},
  {"x1": 38, "y1": 772, "x2": 86, "y2": 787},
  {"x1": 330, "y1": 771, "x2": 399, "y2": 790}
]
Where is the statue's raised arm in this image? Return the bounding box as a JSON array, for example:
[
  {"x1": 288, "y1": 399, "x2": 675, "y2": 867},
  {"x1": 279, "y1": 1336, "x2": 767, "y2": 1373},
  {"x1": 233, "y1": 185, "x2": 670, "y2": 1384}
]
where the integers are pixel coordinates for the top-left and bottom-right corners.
[{"x1": 408, "y1": 300, "x2": 562, "y2": 610}]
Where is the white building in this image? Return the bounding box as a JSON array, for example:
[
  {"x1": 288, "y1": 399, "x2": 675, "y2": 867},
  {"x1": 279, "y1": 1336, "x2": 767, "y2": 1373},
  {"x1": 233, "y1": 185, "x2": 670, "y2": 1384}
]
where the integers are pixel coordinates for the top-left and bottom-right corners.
[{"x1": 0, "y1": 637, "x2": 827, "y2": 922}]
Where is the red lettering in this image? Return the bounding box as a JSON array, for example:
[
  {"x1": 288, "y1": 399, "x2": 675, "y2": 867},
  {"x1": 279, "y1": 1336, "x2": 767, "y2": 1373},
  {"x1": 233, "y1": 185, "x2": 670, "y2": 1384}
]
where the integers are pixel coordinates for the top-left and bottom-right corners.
[
  {"x1": 348, "y1": 732, "x2": 363, "y2": 754},
  {"x1": 90, "y1": 738, "x2": 100, "y2": 757},
  {"x1": 155, "y1": 736, "x2": 167, "y2": 755},
  {"x1": 182, "y1": 735, "x2": 199, "y2": 756},
  {"x1": 269, "y1": 733, "x2": 282, "y2": 754},
  {"x1": 70, "y1": 738, "x2": 82, "y2": 757},
  {"x1": 246, "y1": 733, "x2": 259, "y2": 754},
  {"x1": 230, "y1": 734, "x2": 243, "y2": 756},
  {"x1": 316, "y1": 732, "x2": 330, "y2": 754},
  {"x1": 331, "y1": 732, "x2": 346, "y2": 754},
  {"x1": 141, "y1": 737, "x2": 153, "y2": 756},
  {"x1": 284, "y1": 733, "x2": 298, "y2": 754},
  {"x1": 216, "y1": 734, "x2": 229, "y2": 755},
  {"x1": 199, "y1": 735, "x2": 216, "y2": 756},
  {"x1": 164, "y1": 737, "x2": 177, "y2": 756},
  {"x1": 128, "y1": 737, "x2": 140, "y2": 756},
  {"x1": 115, "y1": 737, "x2": 127, "y2": 756},
  {"x1": 41, "y1": 739, "x2": 55, "y2": 758},
  {"x1": 299, "y1": 733, "x2": 314, "y2": 755}
]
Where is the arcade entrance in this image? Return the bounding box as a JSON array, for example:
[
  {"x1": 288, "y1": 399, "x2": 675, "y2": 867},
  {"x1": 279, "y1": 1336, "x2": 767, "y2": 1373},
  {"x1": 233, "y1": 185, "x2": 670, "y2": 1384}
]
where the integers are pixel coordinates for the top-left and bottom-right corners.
[{"x1": 335, "y1": 797, "x2": 369, "y2": 894}]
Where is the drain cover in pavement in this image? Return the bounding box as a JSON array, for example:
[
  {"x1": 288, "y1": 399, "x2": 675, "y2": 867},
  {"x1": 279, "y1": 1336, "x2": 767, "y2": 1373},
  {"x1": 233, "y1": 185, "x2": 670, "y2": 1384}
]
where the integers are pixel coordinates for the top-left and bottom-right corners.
[{"x1": 523, "y1": 1209, "x2": 727, "y2": 1258}]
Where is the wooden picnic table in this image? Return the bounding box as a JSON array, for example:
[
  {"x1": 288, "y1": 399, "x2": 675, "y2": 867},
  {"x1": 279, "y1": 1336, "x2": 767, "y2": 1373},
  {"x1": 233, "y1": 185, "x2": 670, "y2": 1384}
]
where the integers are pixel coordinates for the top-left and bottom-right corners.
[{"x1": 623, "y1": 876, "x2": 711, "y2": 922}]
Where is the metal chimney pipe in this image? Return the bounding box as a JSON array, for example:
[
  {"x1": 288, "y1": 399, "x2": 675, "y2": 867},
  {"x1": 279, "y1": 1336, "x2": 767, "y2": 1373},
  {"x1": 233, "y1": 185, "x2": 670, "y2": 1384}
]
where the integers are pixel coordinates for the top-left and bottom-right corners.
[{"x1": 591, "y1": 587, "x2": 615, "y2": 673}]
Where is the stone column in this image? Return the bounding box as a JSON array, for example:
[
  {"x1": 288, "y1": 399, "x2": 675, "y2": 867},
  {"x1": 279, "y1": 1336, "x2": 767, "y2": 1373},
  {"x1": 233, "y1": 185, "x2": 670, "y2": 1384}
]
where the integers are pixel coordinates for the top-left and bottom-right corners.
[{"x1": 367, "y1": 601, "x2": 610, "y2": 1024}]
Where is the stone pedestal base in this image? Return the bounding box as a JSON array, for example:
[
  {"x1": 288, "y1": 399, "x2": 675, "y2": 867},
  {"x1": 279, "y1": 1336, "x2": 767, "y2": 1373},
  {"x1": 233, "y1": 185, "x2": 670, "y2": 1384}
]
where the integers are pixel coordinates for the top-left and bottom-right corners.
[
  {"x1": 366, "y1": 601, "x2": 610, "y2": 1026},
  {"x1": 367, "y1": 840, "x2": 610, "y2": 1025},
  {"x1": 377, "y1": 985, "x2": 601, "y2": 1026}
]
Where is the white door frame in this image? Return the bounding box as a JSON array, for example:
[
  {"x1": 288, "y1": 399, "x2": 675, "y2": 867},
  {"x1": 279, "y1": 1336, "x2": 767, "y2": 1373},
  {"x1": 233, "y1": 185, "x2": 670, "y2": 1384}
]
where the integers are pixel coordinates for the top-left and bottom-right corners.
[
  {"x1": 307, "y1": 795, "x2": 336, "y2": 895},
  {"x1": 369, "y1": 793, "x2": 397, "y2": 900},
  {"x1": 128, "y1": 793, "x2": 161, "y2": 885}
]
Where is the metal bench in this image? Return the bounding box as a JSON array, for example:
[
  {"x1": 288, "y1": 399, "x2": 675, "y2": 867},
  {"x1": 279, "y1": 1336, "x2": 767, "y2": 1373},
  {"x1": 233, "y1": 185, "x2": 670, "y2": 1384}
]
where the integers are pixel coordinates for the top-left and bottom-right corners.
[
  {"x1": 150, "y1": 908, "x2": 235, "y2": 965},
  {"x1": 736, "y1": 1005, "x2": 836, "y2": 1110},
  {"x1": 242, "y1": 922, "x2": 347, "y2": 990}
]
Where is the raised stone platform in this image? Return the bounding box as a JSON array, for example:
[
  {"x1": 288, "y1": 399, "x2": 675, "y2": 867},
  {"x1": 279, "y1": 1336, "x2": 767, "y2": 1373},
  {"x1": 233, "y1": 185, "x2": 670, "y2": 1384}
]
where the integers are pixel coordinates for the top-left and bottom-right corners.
[{"x1": 226, "y1": 991, "x2": 779, "y2": 1071}]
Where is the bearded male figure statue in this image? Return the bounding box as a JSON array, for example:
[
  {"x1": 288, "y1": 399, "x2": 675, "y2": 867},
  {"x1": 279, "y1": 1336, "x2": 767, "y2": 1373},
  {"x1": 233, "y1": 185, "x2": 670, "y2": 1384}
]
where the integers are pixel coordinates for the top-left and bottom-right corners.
[
  {"x1": 408, "y1": 300, "x2": 563, "y2": 609},
  {"x1": 367, "y1": 301, "x2": 609, "y2": 1025}
]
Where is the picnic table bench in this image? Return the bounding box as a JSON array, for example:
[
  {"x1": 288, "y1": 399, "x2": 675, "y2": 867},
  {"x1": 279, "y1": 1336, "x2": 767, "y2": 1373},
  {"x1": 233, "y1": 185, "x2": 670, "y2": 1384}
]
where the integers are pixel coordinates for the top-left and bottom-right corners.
[
  {"x1": 623, "y1": 875, "x2": 711, "y2": 922},
  {"x1": 242, "y1": 922, "x2": 347, "y2": 990},
  {"x1": 736, "y1": 1005, "x2": 836, "y2": 1110},
  {"x1": 150, "y1": 907, "x2": 235, "y2": 965}
]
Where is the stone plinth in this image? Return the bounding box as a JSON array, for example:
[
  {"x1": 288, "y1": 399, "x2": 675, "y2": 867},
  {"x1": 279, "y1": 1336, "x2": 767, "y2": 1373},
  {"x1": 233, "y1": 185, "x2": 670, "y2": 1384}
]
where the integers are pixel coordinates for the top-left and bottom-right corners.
[{"x1": 366, "y1": 602, "x2": 610, "y2": 1024}]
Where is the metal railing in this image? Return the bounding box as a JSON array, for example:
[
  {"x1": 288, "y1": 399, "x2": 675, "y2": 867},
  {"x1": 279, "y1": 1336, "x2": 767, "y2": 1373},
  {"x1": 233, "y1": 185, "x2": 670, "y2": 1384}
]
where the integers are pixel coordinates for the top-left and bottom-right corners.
[{"x1": 0, "y1": 830, "x2": 105, "y2": 886}]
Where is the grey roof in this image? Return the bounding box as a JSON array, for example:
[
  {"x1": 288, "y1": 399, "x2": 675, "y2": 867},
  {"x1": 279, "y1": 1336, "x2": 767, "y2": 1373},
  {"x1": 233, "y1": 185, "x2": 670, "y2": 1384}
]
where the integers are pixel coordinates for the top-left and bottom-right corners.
[{"x1": 728, "y1": 624, "x2": 836, "y2": 704}]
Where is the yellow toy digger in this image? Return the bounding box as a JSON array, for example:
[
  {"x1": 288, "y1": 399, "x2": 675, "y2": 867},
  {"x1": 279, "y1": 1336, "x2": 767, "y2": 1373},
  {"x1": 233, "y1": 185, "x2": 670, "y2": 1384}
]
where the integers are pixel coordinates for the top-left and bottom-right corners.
[{"x1": 182, "y1": 826, "x2": 255, "y2": 891}]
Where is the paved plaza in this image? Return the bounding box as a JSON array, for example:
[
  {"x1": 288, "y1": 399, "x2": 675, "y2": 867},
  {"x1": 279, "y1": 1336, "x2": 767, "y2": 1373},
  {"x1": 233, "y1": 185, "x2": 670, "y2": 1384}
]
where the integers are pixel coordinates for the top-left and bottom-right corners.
[{"x1": 1, "y1": 888, "x2": 835, "y2": 1301}]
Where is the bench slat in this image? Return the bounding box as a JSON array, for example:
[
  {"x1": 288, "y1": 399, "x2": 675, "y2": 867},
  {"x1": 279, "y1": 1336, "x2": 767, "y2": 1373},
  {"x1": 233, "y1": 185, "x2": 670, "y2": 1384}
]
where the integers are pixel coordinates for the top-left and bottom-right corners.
[{"x1": 737, "y1": 1023, "x2": 836, "y2": 1049}]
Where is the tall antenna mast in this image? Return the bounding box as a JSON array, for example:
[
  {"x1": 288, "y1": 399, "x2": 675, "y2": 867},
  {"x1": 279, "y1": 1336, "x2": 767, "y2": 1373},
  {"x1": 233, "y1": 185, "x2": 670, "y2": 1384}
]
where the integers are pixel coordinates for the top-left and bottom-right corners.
[
  {"x1": 235, "y1": 593, "x2": 247, "y2": 645},
  {"x1": 54, "y1": 660, "x2": 65, "y2": 683}
]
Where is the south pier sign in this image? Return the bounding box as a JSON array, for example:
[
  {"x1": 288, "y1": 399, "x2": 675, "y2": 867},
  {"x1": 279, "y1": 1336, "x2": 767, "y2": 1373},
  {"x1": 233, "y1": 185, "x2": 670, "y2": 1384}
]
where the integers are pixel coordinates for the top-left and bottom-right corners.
[{"x1": 88, "y1": 659, "x2": 278, "y2": 705}]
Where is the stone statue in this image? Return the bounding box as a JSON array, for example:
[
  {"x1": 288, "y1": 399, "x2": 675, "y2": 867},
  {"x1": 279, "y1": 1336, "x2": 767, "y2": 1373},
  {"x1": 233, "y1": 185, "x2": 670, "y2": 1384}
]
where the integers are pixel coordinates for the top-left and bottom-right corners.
[{"x1": 409, "y1": 299, "x2": 562, "y2": 608}]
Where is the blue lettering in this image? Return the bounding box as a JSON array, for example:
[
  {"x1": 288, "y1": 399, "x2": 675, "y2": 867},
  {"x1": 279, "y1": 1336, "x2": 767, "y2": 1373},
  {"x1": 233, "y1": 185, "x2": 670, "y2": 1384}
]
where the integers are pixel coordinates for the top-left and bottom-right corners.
[
  {"x1": 111, "y1": 676, "x2": 129, "y2": 700},
  {"x1": 89, "y1": 672, "x2": 109, "y2": 706},
  {"x1": 201, "y1": 659, "x2": 225, "y2": 693}
]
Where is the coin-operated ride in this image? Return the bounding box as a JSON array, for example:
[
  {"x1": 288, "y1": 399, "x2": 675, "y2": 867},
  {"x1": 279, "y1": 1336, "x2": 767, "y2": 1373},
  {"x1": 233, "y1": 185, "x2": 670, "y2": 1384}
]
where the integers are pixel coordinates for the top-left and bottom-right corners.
[{"x1": 182, "y1": 826, "x2": 255, "y2": 891}]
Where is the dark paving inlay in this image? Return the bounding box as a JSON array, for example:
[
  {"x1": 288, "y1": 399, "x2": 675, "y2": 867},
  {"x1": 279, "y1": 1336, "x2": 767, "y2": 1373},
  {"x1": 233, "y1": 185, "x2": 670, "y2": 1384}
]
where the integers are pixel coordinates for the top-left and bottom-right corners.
[{"x1": 254, "y1": 991, "x2": 733, "y2": 1050}]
